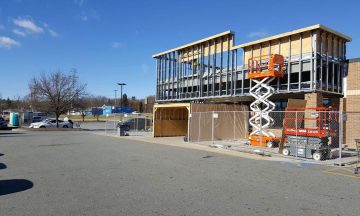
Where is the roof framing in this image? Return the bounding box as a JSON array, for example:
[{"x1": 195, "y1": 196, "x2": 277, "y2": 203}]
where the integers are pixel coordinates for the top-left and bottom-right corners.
[
  {"x1": 232, "y1": 24, "x2": 351, "y2": 50},
  {"x1": 152, "y1": 30, "x2": 234, "y2": 58}
]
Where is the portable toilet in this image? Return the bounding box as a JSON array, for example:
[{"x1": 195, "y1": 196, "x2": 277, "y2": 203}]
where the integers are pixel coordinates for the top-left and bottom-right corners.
[
  {"x1": 9, "y1": 112, "x2": 20, "y2": 126},
  {"x1": 103, "y1": 106, "x2": 113, "y2": 115}
]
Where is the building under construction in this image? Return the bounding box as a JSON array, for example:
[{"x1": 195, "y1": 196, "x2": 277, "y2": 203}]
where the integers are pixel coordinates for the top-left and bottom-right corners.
[{"x1": 152, "y1": 24, "x2": 359, "y2": 149}]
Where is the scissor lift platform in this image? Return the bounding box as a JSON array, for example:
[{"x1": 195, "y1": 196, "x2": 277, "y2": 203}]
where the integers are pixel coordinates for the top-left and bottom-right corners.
[
  {"x1": 282, "y1": 108, "x2": 337, "y2": 161},
  {"x1": 354, "y1": 139, "x2": 360, "y2": 174},
  {"x1": 247, "y1": 54, "x2": 284, "y2": 147}
]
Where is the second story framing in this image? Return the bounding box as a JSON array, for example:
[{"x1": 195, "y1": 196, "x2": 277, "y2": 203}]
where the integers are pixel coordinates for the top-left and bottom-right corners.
[{"x1": 152, "y1": 24, "x2": 352, "y2": 102}]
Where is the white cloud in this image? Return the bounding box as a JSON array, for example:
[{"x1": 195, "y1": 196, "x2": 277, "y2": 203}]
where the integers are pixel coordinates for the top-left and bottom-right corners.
[
  {"x1": 74, "y1": 0, "x2": 85, "y2": 7},
  {"x1": 12, "y1": 29, "x2": 26, "y2": 37},
  {"x1": 141, "y1": 64, "x2": 149, "y2": 74},
  {"x1": 80, "y1": 15, "x2": 88, "y2": 21},
  {"x1": 247, "y1": 31, "x2": 269, "y2": 39},
  {"x1": 79, "y1": 9, "x2": 99, "y2": 22},
  {"x1": 111, "y1": 42, "x2": 122, "y2": 48},
  {"x1": 49, "y1": 29, "x2": 59, "y2": 37},
  {"x1": 0, "y1": 36, "x2": 20, "y2": 49},
  {"x1": 13, "y1": 18, "x2": 43, "y2": 33}
]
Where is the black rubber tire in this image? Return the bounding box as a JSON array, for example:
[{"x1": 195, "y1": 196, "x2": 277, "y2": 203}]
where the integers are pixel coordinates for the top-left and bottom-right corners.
[
  {"x1": 326, "y1": 150, "x2": 333, "y2": 160},
  {"x1": 312, "y1": 151, "x2": 323, "y2": 161},
  {"x1": 282, "y1": 148, "x2": 290, "y2": 156},
  {"x1": 63, "y1": 125, "x2": 68, "y2": 128},
  {"x1": 266, "y1": 141, "x2": 274, "y2": 148}
]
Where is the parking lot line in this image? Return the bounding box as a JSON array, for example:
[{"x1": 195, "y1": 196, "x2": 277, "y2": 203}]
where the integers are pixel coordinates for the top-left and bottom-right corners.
[{"x1": 323, "y1": 167, "x2": 360, "y2": 179}]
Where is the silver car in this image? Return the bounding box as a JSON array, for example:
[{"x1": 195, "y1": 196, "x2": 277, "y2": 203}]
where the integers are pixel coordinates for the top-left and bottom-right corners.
[{"x1": 29, "y1": 118, "x2": 73, "y2": 128}]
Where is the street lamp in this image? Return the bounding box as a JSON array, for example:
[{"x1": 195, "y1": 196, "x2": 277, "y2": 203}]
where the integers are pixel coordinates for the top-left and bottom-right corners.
[
  {"x1": 117, "y1": 82, "x2": 126, "y2": 113},
  {"x1": 114, "y1": 90, "x2": 118, "y2": 107}
]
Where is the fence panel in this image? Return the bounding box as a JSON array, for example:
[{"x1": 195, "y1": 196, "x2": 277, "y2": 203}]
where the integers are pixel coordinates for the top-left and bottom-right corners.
[
  {"x1": 189, "y1": 112, "x2": 212, "y2": 142},
  {"x1": 344, "y1": 112, "x2": 360, "y2": 150},
  {"x1": 189, "y1": 110, "x2": 360, "y2": 165},
  {"x1": 104, "y1": 114, "x2": 153, "y2": 136}
]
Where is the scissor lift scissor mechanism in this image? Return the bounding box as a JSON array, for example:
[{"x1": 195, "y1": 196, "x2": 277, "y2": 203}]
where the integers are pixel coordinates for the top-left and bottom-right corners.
[{"x1": 247, "y1": 54, "x2": 284, "y2": 147}]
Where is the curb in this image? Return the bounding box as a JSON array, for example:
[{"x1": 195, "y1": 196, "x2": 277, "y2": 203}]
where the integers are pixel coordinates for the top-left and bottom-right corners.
[{"x1": 13, "y1": 128, "x2": 88, "y2": 132}]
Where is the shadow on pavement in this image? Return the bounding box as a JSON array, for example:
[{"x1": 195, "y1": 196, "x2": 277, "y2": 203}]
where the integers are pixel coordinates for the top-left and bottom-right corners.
[
  {"x1": 0, "y1": 163, "x2": 7, "y2": 170},
  {"x1": 0, "y1": 132, "x2": 25, "y2": 135},
  {"x1": 88, "y1": 129, "x2": 106, "y2": 131},
  {"x1": 0, "y1": 179, "x2": 33, "y2": 196}
]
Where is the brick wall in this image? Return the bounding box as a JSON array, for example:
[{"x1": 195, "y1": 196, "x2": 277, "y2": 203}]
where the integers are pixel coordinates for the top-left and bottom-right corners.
[
  {"x1": 344, "y1": 58, "x2": 360, "y2": 148},
  {"x1": 304, "y1": 93, "x2": 323, "y2": 128},
  {"x1": 304, "y1": 93, "x2": 323, "y2": 108},
  {"x1": 347, "y1": 59, "x2": 360, "y2": 91}
]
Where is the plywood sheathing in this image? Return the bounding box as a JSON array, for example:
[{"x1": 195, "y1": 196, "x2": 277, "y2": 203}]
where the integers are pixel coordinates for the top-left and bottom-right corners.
[
  {"x1": 180, "y1": 35, "x2": 233, "y2": 62},
  {"x1": 191, "y1": 103, "x2": 248, "y2": 112},
  {"x1": 317, "y1": 30, "x2": 344, "y2": 58},
  {"x1": 152, "y1": 31, "x2": 234, "y2": 58},
  {"x1": 232, "y1": 24, "x2": 351, "y2": 50},
  {"x1": 153, "y1": 103, "x2": 190, "y2": 137},
  {"x1": 235, "y1": 24, "x2": 351, "y2": 64},
  {"x1": 189, "y1": 104, "x2": 249, "y2": 142}
]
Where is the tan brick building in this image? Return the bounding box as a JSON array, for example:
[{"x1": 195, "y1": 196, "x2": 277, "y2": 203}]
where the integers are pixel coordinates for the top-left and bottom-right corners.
[{"x1": 343, "y1": 58, "x2": 360, "y2": 148}]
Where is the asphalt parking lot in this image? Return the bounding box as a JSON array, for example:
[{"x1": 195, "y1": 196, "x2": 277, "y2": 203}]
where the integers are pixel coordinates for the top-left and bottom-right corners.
[{"x1": 0, "y1": 130, "x2": 359, "y2": 216}]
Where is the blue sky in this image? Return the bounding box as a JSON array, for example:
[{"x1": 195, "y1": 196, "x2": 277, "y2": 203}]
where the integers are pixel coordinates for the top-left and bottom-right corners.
[{"x1": 0, "y1": 0, "x2": 359, "y2": 99}]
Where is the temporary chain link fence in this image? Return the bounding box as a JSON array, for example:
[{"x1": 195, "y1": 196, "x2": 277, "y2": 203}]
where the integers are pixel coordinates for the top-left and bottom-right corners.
[
  {"x1": 104, "y1": 113, "x2": 153, "y2": 136},
  {"x1": 189, "y1": 110, "x2": 360, "y2": 165}
]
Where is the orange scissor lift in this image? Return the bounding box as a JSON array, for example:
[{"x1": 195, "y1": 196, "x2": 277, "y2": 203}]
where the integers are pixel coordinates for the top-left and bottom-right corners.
[{"x1": 247, "y1": 54, "x2": 284, "y2": 147}]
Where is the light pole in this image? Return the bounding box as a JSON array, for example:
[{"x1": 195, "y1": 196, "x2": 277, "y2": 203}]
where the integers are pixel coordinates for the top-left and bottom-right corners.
[
  {"x1": 117, "y1": 82, "x2": 126, "y2": 113},
  {"x1": 114, "y1": 90, "x2": 118, "y2": 107}
]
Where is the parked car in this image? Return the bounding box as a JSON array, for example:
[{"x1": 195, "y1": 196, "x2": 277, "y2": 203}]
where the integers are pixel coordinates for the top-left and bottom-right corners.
[
  {"x1": 117, "y1": 118, "x2": 152, "y2": 131},
  {"x1": 29, "y1": 118, "x2": 73, "y2": 128},
  {"x1": 0, "y1": 116, "x2": 8, "y2": 129},
  {"x1": 32, "y1": 116, "x2": 43, "y2": 123}
]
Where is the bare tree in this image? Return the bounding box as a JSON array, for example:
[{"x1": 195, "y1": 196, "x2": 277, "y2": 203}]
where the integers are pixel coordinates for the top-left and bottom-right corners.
[
  {"x1": 29, "y1": 70, "x2": 87, "y2": 128},
  {"x1": 74, "y1": 97, "x2": 91, "y2": 122}
]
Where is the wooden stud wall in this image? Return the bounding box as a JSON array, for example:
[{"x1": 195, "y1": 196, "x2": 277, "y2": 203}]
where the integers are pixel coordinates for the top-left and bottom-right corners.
[
  {"x1": 242, "y1": 30, "x2": 346, "y2": 64},
  {"x1": 181, "y1": 35, "x2": 233, "y2": 62}
]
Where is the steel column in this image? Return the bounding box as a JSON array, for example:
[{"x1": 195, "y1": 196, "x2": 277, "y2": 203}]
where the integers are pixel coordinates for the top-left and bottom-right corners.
[
  {"x1": 227, "y1": 36, "x2": 231, "y2": 95},
  {"x1": 207, "y1": 41, "x2": 210, "y2": 97},
  {"x1": 277, "y1": 39, "x2": 281, "y2": 91},
  {"x1": 288, "y1": 36, "x2": 291, "y2": 92},
  {"x1": 337, "y1": 39, "x2": 341, "y2": 93},
  {"x1": 320, "y1": 30, "x2": 323, "y2": 90},
  {"x1": 314, "y1": 30, "x2": 318, "y2": 90},
  {"x1": 219, "y1": 36, "x2": 223, "y2": 96},
  {"x1": 326, "y1": 33, "x2": 329, "y2": 91},
  {"x1": 191, "y1": 46, "x2": 194, "y2": 97},
  {"x1": 241, "y1": 48, "x2": 245, "y2": 95},
  {"x1": 212, "y1": 39, "x2": 216, "y2": 96},
  {"x1": 331, "y1": 36, "x2": 335, "y2": 92},
  {"x1": 310, "y1": 30, "x2": 314, "y2": 91},
  {"x1": 299, "y1": 33, "x2": 302, "y2": 91}
]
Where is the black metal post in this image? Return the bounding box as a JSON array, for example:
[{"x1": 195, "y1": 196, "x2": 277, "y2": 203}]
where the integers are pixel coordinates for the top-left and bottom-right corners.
[{"x1": 117, "y1": 83, "x2": 126, "y2": 113}]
